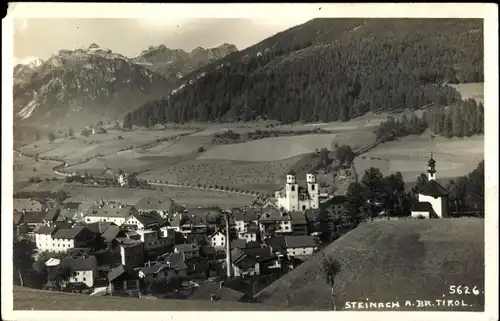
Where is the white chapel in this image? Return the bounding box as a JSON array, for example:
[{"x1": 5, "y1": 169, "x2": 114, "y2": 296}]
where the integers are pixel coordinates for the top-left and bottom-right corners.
[
  {"x1": 274, "y1": 170, "x2": 319, "y2": 212},
  {"x1": 411, "y1": 154, "x2": 449, "y2": 219}
]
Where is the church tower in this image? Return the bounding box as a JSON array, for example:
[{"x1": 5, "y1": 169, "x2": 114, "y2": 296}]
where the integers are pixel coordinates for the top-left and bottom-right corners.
[
  {"x1": 427, "y1": 153, "x2": 436, "y2": 181},
  {"x1": 306, "y1": 173, "x2": 319, "y2": 209},
  {"x1": 285, "y1": 170, "x2": 299, "y2": 211}
]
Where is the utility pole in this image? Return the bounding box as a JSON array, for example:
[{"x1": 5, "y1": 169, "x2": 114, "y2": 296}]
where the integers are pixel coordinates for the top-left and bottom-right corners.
[{"x1": 224, "y1": 211, "x2": 232, "y2": 278}]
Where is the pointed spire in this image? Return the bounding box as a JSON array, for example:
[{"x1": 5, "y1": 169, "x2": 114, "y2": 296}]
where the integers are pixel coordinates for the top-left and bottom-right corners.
[{"x1": 427, "y1": 153, "x2": 436, "y2": 180}]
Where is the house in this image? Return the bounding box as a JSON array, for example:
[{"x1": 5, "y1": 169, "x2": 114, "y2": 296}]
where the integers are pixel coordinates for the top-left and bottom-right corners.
[
  {"x1": 209, "y1": 229, "x2": 227, "y2": 249},
  {"x1": 134, "y1": 229, "x2": 171, "y2": 252},
  {"x1": 84, "y1": 201, "x2": 138, "y2": 226},
  {"x1": 243, "y1": 246, "x2": 279, "y2": 273},
  {"x1": 61, "y1": 202, "x2": 82, "y2": 220},
  {"x1": 134, "y1": 196, "x2": 186, "y2": 219},
  {"x1": 273, "y1": 171, "x2": 319, "y2": 212},
  {"x1": 118, "y1": 173, "x2": 128, "y2": 187},
  {"x1": 173, "y1": 243, "x2": 200, "y2": 260},
  {"x1": 64, "y1": 255, "x2": 98, "y2": 288},
  {"x1": 230, "y1": 248, "x2": 260, "y2": 277},
  {"x1": 304, "y1": 208, "x2": 321, "y2": 234},
  {"x1": 238, "y1": 228, "x2": 258, "y2": 242},
  {"x1": 107, "y1": 265, "x2": 140, "y2": 295},
  {"x1": 168, "y1": 212, "x2": 208, "y2": 235},
  {"x1": 233, "y1": 207, "x2": 260, "y2": 234},
  {"x1": 14, "y1": 198, "x2": 43, "y2": 212},
  {"x1": 44, "y1": 208, "x2": 61, "y2": 226},
  {"x1": 35, "y1": 226, "x2": 95, "y2": 253},
  {"x1": 23, "y1": 211, "x2": 47, "y2": 235},
  {"x1": 411, "y1": 155, "x2": 449, "y2": 219},
  {"x1": 113, "y1": 237, "x2": 145, "y2": 269},
  {"x1": 265, "y1": 236, "x2": 287, "y2": 256},
  {"x1": 288, "y1": 211, "x2": 308, "y2": 235},
  {"x1": 190, "y1": 281, "x2": 247, "y2": 302},
  {"x1": 258, "y1": 209, "x2": 291, "y2": 239},
  {"x1": 123, "y1": 211, "x2": 165, "y2": 230},
  {"x1": 284, "y1": 235, "x2": 318, "y2": 258}
]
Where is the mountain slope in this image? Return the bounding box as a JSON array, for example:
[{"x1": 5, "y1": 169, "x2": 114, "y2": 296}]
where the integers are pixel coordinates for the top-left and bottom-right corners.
[
  {"x1": 13, "y1": 44, "x2": 174, "y2": 128},
  {"x1": 126, "y1": 18, "x2": 483, "y2": 126},
  {"x1": 256, "y1": 219, "x2": 485, "y2": 311},
  {"x1": 132, "y1": 43, "x2": 238, "y2": 82}
]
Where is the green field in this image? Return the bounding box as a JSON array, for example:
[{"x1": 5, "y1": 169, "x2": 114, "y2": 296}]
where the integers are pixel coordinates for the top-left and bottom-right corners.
[{"x1": 256, "y1": 218, "x2": 485, "y2": 311}]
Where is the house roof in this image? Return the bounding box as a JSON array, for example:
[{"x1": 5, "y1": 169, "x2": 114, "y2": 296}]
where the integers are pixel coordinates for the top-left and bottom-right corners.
[
  {"x1": 44, "y1": 208, "x2": 61, "y2": 222},
  {"x1": 45, "y1": 258, "x2": 61, "y2": 267},
  {"x1": 265, "y1": 236, "x2": 287, "y2": 252},
  {"x1": 116, "y1": 237, "x2": 143, "y2": 248},
  {"x1": 108, "y1": 265, "x2": 126, "y2": 282},
  {"x1": 244, "y1": 247, "x2": 274, "y2": 261},
  {"x1": 419, "y1": 180, "x2": 449, "y2": 197},
  {"x1": 174, "y1": 243, "x2": 200, "y2": 253},
  {"x1": 411, "y1": 201, "x2": 434, "y2": 212},
  {"x1": 284, "y1": 235, "x2": 316, "y2": 249},
  {"x1": 209, "y1": 229, "x2": 226, "y2": 239},
  {"x1": 135, "y1": 196, "x2": 185, "y2": 213},
  {"x1": 63, "y1": 256, "x2": 98, "y2": 271},
  {"x1": 34, "y1": 225, "x2": 57, "y2": 235},
  {"x1": 231, "y1": 248, "x2": 258, "y2": 270},
  {"x1": 288, "y1": 211, "x2": 307, "y2": 223},
  {"x1": 161, "y1": 252, "x2": 188, "y2": 270},
  {"x1": 259, "y1": 209, "x2": 289, "y2": 222},
  {"x1": 170, "y1": 212, "x2": 208, "y2": 227},
  {"x1": 190, "y1": 282, "x2": 245, "y2": 302},
  {"x1": 304, "y1": 208, "x2": 321, "y2": 220},
  {"x1": 129, "y1": 212, "x2": 165, "y2": 227},
  {"x1": 23, "y1": 211, "x2": 46, "y2": 224},
  {"x1": 232, "y1": 207, "x2": 261, "y2": 222},
  {"x1": 85, "y1": 221, "x2": 114, "y2": 234},
  {"x1": 52, "y1": 226, "x2": 91, "y2": 240},
  {"x1": 86, "y1": 204, "x2": 137, "y2": 218},
  {"x1": 245, "y1": 241, "x2": 262, "y2": 249},
  {"x1": 13, "y1": 212, "x2": 24, "y2": 225},
  {"x1": 231, "y1": 239, "x2": 247, "y2": 249},
  {"x1": 200, "y1": 246, "x2": 216, "y2": 257},
  {"x1": 101, "y1": 225, "x2": 121, "y2": 241},
  {"x1": 59, "y1": 208, "x2": 78, "y2": 220}
]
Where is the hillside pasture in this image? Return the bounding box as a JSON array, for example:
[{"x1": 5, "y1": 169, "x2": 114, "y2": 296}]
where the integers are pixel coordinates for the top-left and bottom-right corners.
[
  {"x1": 197, "y1": 134, "x2": 338, "y2": 162},
  {"x1": 256, "y1": 218, "x2": 485, "y2": 311},
  {"x1": 450, "y1": 82, "x2": 484, "y2": 104},
  {"x1": 354, "y1": 134, "x2": 484, "y2": 183},
  {"x1": 63, "y1": 185, "x2": 255, "y2": 209},
  {"x1": 138, "y1": 157, "x2": 302, "y2": 194},
  {"x1": 13, "y1": 153, "x2": 60, "y2": 181},
  {"x1": 19, "y1": 129, "x2": 191, "y2": 165}
]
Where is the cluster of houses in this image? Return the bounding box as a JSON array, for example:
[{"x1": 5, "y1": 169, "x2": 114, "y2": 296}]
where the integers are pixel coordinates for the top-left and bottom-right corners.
[{"x1": 13, "y1": 174, "x2": 327, "y2": 301}]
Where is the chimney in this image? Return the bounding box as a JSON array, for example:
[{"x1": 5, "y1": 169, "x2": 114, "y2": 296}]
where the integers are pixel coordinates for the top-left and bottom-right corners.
[{"x1": 225, "y1": 213, "x2": 232, "y2": 278}]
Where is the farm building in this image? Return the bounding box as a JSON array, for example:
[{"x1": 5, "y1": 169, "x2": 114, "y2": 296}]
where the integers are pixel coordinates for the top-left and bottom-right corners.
[
  {"x1": 84, "y1": 201, "x2": 138, "y2": 226},
  {"x1": 411, "y1": 155, "x2": 449, "y2": 219}
]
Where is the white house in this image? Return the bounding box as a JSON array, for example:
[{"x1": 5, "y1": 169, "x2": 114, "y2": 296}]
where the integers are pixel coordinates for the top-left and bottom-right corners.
[
  {"x1": 233, "y1": 207, "x2": 260, "y2": 234},
  {"x1": 123, "y1": 212, "x2": 165, "y2": 230},
  {"x1": 65, "y1": 255, "x2": 98, "y2": 288},
  {"x1": 411, "y1": 155, "x2": 449, "y2": 219},
  {"x1": 238, "y1": 228, "x2": 258, "y2": 242},
  {"x1": 84, "y1": 201, "x2": 138, "y2": 226},
  {"x1": 284, "y1": 235, "x2": 317, "y2": 257},
  {"x1": 118, "y1": 174, "x2": 127, "y2": 187},
  {"x1": 34, "y1": 226, "x2": 95, "y2": 253},
  {"x1": 210, "y1": 229, "x2": 227, "y2": 249},
  {"x1": 274, "y1": 171, "x2": 319, "y2": 212}
]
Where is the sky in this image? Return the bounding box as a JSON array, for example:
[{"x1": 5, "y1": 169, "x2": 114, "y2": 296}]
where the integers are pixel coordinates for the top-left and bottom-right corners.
[{"x1": 13, "y1": 18, "x2": 311, "y2": 63}]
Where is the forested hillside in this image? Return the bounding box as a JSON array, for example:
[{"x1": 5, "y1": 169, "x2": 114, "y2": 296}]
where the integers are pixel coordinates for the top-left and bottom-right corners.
[{"x1": 126, "y1": 18, "x2": 483, "y2": 127}]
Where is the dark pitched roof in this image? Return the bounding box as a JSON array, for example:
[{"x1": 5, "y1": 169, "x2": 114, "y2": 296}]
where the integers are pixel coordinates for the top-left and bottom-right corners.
[
  {"x1": 86, "y1": 221, "x2": 114, "y2": 234},
  {"x1": 13, "y1": 212, "x2": 24, "y2": 225},
  {"x1": 23, "y1": 211, "x2": 46, "y2": 224},
  {"x1": 52, "y1": 226, "x2": 91, "y2": 240},
  {"x1": 101, "y1": 225, "x2": 121, "y2": 241},
  {"x1": 259, "y1": 209, "x2": 289, "y2": 222},
  {"x1": 231, "y1": 239, "x2": 247, "y2": 249},
  {"x1": 34, "y1": 225, "x2": 57, "y2": 235},
  {"x1": 86, "y1": 204, "x2": 137, "y2": 218},
  {"x1": 108, "y1": 265, "x2": 126, "y2": 282},
  {"x1": 244, "y1": 247, "x2": 274, "y2": 261},
  {"x1": 190, "y1": 282, "x2": 245, "y2": 302},
  {"x1": 411, "y1": 201, "x2": 434, "y2": 212},
  {"x1": 284, "y1": 235, "x2": 316, "y2": 249},
  {"x1": 245, "y1": 241, "x2": 262, "y2": 249},
  {"x1": 174, "y1": 243, "x2": 200, "y2": 253},
  {"x1": 116, "y1": 237, "x2": 143, "y2": 248},
  {"x1": 44, "y1": 208, "x2": 61, "y2": 222},
  {"x1": 161, "y1": 252, "x2": 188, "y2": 270},
  {"x1": 63, "y1": 256, "x2": 98, "y2": 271},
  {"x1": 288, "y1": 211, "x2": 307, "y2": 223},
  {"x1": 200, "y1": 246, "x2": 216, "y2": 257},
  {"x1": 131, "y1": 212, "x2": 165, "y2": 227},
  {"x1": 135, "y1": 196, "x2": 186, "y2": 213},
  {"x1": 265, "y1": 236, "x2": 287, "y2": 252},
  {"x1": 420, "y1": 180, "x2": 449, "y2": 197},
  {"x1": 232, "y1": 207, "x2": 261, "y2": 222}
]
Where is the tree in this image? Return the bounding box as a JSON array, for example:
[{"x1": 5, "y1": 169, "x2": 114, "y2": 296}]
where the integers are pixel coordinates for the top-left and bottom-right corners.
[
  {"x1": 68, "y1": 127, "x2": 74, "y2": 137},
  {"x1": 382, "y1": 172, "x2": 405, "y2": 216},
  {"x1": 48, "y1": 132, "x2": 56, "y2": 143},
  {"x1": 322, "y1": 255, "x2": 341, "y2": 311},
  {"x1": 334, "y1": 145, "x2": 355, "y2": 167},
  {"x1": 344, "y1": 181, "x2": 367, "y2": 225},
  {"x1": 361, "y1": 167, "x2": 384, "y2": 198},
  {"x1": 412, "y1": 173, "x2": 429, "y2": 195},
  {"x1": 13, "y1": 238, "x2": 39, "y2": 288},
  {"x1": 81, "y1": 128, "x2": 91, "y2": 137},
  {"x1": 123, "y1": 113, "x2": 133, "y2": 130}
]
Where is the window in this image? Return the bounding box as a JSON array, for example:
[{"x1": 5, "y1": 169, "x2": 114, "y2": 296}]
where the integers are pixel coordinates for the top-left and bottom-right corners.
[
  {"x1": 291, "y1": 186, "x2": 295, "y2": 192},
  {"x1": 311, "y1": 185, "x2": 315, "y2": 191},
  {"x1": 83, "y1": 277, "x2": 86, "y2": 281}
]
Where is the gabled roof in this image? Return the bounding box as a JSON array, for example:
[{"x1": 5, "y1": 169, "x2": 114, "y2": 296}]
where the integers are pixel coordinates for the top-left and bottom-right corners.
[
  {"x1": 162, "y1": 252, "x2": 188, "y2": 270},
  {"x1": 209, "y1": 229, "x2": 226, "y2": 238},
  {"x1": 101, "y1": 225, "x2": 121, "y2": 241},
  {"x1": 190, "y1": 282, "x2": 245, "y2": 302},
  {"x1": 86, "y1": 221, "x2": 114, "y2": 234},
  {"x1": 232, "y1": 207, "x2": 261, "y2": 222},
  {"x1": 411, "y1": 201, "x2": 434, "y2": 212},
  {"x1": 108, "y1": 265, "x2": 126, "y2": 282},
  {"x1": 284, "y1": 235, "x2": 316, "y2": 249},
  {"x1": 288, "y1": 211, "x2": 307, "y2": 223},
  {"x1": 23, "y1": 212, "x2": 46, "y2": 224},
  {"x1": 63, "y1": 256, "x2": 98, "y2": 271},
  {"x1": 116, "y1": 237, "x2": 143, "y2": 248},
  {"x1": 174, "y1": 243, "x2": 200, "y2": 253},
  {"x1": 59, "y1": 208, "x2": 78, "y2": 220},
  {"x1": 135, "y1": 196, "x2": 186, "y2": 213},
  {"x1": 14, "y1": 198, "x2": 43, "y2": 211},
  {"x1": 231, "y1": 239, "x2": 247, "y2": 249},
  {"x1": 52, "y1": 226, "x2": 92, "y2": 240},
  {"x1": 259, "y1": 209, "x2": 289, "y2": 222},
  {"x1": 34, "y1": 225, "x2": 57, "y2": 235},
  {"x1": 265, "y1": 236, "x2": 287, "y2": 252},
  {"x1": 44, "y1": 208, "x2": 61, "y2": 222},
  {"x1": 419, "y1": 180, "x2": 449, "y2": 197},
  {"x1": 129, "y1": 212, "x2": 165, "y2": 227},
  {"x1": 86, "y1": 204, "x2": 137, "y2": 218}
]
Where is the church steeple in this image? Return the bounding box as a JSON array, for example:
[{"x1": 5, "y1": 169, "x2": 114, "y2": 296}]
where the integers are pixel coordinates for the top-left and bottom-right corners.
[{"x1": 427, "y1": 153, "x2": 436, "y2": 181}]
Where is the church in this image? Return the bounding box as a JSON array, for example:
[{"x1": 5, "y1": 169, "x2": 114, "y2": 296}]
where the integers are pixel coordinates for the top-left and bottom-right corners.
[
  {"x1": 411, "y1": 154, "x2": 449, "y2": 219},
  {"x1": 273, "y1": 170, "x2": 319, "y2": 212}
]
